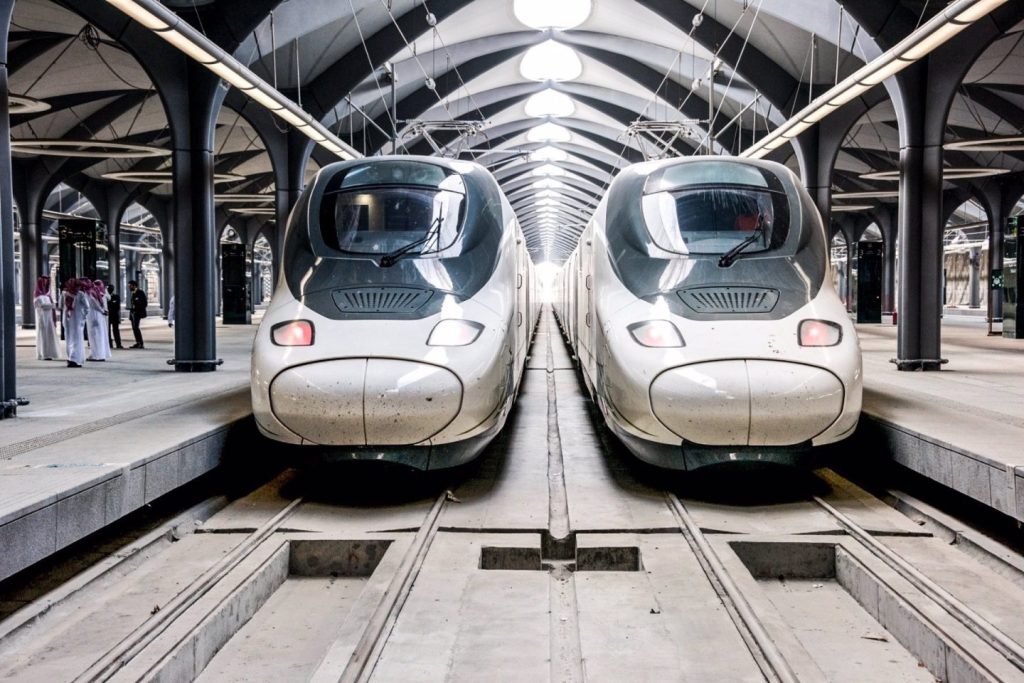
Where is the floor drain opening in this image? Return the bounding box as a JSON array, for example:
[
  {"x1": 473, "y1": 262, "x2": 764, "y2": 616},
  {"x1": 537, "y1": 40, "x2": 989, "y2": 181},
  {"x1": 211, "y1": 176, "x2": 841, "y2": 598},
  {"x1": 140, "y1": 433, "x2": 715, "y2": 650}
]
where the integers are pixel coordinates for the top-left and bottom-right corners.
[{"x1": 481, "y1": 532, "x2": 640, "y2": 572}]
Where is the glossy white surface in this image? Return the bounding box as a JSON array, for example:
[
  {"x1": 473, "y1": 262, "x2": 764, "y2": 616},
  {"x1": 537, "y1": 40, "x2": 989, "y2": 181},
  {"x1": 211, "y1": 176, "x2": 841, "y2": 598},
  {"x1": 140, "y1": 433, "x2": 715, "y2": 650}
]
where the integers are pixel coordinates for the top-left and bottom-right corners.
[{"x1": 364, "y1": 359, "x2": 462, "y2": 444}]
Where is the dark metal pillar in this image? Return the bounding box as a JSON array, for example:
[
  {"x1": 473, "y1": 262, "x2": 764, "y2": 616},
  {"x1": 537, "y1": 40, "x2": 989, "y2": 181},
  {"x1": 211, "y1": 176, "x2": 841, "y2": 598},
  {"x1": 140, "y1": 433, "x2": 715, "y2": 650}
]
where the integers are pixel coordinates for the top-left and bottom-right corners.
[
  {"x1": 169, "y1": 62, "x2": 225, "y2": 371},
  {"x1": 895, "y1": 135, "x2": 945, "y2": 370},
  {"x1": 891, "y1": 59, "x2": 947, "y2": 371},
  {"x1": 12, "y1": 181, "x2": 43, "y2": 330},
  {"x1": 0, "y1": 0, "x2": 19, "y2": 415}
]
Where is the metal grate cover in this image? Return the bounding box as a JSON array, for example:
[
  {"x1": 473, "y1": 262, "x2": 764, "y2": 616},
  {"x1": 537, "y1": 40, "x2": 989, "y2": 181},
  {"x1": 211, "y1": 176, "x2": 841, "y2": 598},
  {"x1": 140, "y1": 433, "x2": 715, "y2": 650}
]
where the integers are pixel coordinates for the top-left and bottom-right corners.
[
  {"x1": 677, "y1": 286, "x2": 780, "y2": 314},
  {"x1": 332, "y1": 287, "x2": 433, "y2": 314}
]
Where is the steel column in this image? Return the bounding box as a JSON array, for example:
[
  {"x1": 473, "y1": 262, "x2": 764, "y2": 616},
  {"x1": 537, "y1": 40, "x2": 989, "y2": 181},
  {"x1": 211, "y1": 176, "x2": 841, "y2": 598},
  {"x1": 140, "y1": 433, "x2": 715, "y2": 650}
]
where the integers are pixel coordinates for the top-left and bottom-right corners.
[
  {"x1": 0, "y1": 0, "x2": 17, "y2": 415},
  {"x1": 170, "y1": 62, "x2": 223, "y2": 372},
  {"x1": 896, "y1": 142, "x2": 945, "y2": 370}
]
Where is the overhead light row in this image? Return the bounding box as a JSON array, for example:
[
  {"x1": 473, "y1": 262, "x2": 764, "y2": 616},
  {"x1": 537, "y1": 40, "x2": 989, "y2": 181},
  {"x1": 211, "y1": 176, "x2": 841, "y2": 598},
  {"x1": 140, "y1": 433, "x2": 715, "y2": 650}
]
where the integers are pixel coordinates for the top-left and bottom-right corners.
[
  {"x1": 105, "y1": 0, "x2": 359, "y2": 160},
  {"x1": 743, "y1": 0, "x2": 1009, "y2": 159}
]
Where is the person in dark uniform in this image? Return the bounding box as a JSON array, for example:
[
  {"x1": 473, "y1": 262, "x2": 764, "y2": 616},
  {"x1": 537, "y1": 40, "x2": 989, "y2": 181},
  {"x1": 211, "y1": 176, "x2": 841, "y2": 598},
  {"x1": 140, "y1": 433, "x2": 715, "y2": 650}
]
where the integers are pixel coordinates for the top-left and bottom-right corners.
[
  {"x1": 106, "y1": 284, "x2": 123, "y2": 349},
  {"x1": 127, "y1": 279, "x2": 148, "y2": 348}
]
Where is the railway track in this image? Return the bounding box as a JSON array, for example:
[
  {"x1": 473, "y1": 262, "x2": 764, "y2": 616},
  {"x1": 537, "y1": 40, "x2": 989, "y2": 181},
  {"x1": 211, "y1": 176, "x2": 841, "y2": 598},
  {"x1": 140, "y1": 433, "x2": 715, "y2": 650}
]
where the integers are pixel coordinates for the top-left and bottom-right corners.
[{"x1": 2, "y1": 313, "x2": 1023, "y2": 682}]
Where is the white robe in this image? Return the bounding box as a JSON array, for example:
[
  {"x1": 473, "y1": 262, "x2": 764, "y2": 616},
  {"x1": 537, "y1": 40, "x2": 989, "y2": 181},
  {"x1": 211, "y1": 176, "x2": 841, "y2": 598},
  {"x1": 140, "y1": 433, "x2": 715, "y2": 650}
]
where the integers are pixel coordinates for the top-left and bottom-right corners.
[
  {"x1": 65, "y1": 292, "x2": 88, "y2": 365},
  {"x1": 33, "y1": 295, "x2": 63, "y2": 360},
  {"x1": 86, "y1": 294, "x2": 111, "y2": 360}
]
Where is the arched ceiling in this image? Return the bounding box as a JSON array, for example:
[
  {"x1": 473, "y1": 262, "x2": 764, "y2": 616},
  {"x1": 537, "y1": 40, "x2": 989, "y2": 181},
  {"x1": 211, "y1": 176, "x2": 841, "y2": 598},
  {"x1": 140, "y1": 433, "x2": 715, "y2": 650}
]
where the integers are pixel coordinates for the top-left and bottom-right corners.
[{"x1": 6, "y1": 0, "x2": 1024, "y2": 264}]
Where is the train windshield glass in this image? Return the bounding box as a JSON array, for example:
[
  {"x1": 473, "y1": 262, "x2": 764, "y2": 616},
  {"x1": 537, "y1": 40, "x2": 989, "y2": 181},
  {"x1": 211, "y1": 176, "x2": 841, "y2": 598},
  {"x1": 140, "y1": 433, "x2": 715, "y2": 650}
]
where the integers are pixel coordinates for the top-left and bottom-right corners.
[
  {"x1": 641, "y1": 163, "x2": 790, "y2": 256},
  {"x1": 320, "y1": 163, "x2": 466, "y2": 257}
]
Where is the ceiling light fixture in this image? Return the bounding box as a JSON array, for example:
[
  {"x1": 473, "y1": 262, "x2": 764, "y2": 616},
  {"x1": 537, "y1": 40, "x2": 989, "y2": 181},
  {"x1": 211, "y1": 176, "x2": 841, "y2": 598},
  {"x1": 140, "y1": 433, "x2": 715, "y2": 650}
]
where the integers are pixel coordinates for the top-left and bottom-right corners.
[
  {"x1": 11, "y1": 140, "x2": 169, "y2": 159},
  {"x1": 215, "y1": 194, "x2": 276, "y2": 203},
  {"x1": 104, "y1": 0, "x2": 358, "y2": 160},
  {"x1": 228, "y1": 207, "x2": 277, "y2": 216},
  {"x1": 831, "y1": 190, "x2": 901, "y2": 199},
  {"x1": 528, "y1": 123, "x2": 572, "y2": 143},
  {"x1": 513, "y1": 0, "x2": 591, "y2": 30},
  {"x1": 9, "y1": 95, "x2": 51, "y2": 114},
  {"x1": 102, "y1": 170, "x2": 246, "y2": 184},
  {"x1": 860, "y1": 167, "x2": 1010, "y2": 181},
  {"x1": 532, "y1": 164, "x2": 566, "y2": 177},
  {"x1": 520, "y1": 41, "x2": 583, "y2": 81},
  {"x1": 525, "y1": 89, "x2": 575, "y2": 117},
  {"x1": 945, "y1": 135, "x2": 1024, "y2": 152},
  {"x1": 530, "y1": 147, "x2": 569, "y2": 162},
  {"x1": 743, "y1": 0, "x2": 1009, "y2": 160}
]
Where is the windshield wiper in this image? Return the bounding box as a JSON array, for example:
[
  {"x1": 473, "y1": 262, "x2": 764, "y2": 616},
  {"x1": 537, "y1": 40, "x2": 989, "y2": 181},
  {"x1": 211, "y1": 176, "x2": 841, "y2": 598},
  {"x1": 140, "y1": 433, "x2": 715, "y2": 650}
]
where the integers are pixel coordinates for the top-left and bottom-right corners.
[
  {"x1": 378, "y1": 214, "x2": 443, "y2": 268},
  {"x1": 718, "y1": 214, "x2": 765, "y2": 268}
]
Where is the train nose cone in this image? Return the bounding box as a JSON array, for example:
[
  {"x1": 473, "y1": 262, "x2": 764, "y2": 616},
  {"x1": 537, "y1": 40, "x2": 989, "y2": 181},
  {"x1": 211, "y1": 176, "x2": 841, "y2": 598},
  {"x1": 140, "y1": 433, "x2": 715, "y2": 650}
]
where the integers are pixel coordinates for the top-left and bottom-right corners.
[
  {"x1": 650, "y1": 360, "x2": 844, "y2": 446},
  {"x1": 269, "y1": 359, "x2": 462, "y2": 445}
]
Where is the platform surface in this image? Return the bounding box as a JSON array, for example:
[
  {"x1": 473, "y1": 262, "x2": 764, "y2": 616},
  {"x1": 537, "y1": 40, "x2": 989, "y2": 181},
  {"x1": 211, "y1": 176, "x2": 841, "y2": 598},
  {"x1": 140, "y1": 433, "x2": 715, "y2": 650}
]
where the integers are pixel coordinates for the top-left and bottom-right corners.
[
  {"x1": 0, "y1": 318, "x2": 259, "y2": 582},
  {"x1": 858, "y1": 317, "x2": 1024, "y2": 522}
]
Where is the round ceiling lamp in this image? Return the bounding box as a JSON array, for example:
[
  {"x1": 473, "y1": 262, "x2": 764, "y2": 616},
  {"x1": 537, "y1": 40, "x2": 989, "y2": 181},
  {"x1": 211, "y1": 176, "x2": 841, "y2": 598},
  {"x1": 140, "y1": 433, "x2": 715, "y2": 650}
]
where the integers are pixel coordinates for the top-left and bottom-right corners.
[
  {"x1": 528, "y1": 122, "x2": 571, "y2": 143},
  {"x1": 520, "y1": 41, "x2": 583, "y2": 81},
  {"x1": 831, "y1": 204, "x2": 874, "y2": 212},
  {"x1": 12, "y1": 140, "x2": 170, "y2": 159},
  {"x1": 831, "y1": 190, "x2": 900, "y2": 200},
  {"x1": 513, "y1": 0, "x2": 592, "y2": 30},
  {"x1": 860, "y1": 168, "x2": 1011, "y2": 181},
  {"x1": 228, "y1": 207, "x2": 276, "y2": 216},
  {"x1": 525, "y1": 89, "x2": 575, "y2": 118},
  {"x1": 530, "y1": 146, "x2": 568, "y2": 162},
  {"x1": 103, "y1": 171, "x2": 246, "y2": 184},
  {"x1": 9, "y1": 95, "x2": 51, "y2": 114},
  {"x1": 216, "y1": 194, "x2": 275, "y2": 204},
  {"x1": 945, "y1": 136, "x2": 1024, "y2": 152}
]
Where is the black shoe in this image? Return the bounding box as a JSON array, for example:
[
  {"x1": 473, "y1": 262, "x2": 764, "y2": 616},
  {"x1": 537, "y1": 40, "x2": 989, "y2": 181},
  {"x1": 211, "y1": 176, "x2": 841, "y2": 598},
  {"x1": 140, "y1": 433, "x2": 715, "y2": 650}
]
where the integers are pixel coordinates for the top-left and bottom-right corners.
[
  {"x1": 67, "y1": 361, "x2": 82, "y2": 368},
  {"x1": 130, "y1": 343, "x2": 142, "y2": 348},
  {"x1": 115, "y1": 345, "x2": 125, "y2": 349}
]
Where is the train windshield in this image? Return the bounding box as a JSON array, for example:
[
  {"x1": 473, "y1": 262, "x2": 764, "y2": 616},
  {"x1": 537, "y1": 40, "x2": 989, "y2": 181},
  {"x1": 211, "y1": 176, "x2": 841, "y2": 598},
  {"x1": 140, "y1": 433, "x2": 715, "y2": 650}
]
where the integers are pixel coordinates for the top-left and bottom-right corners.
[
  {"x1": 641, "y1": 164, "x2": 790, "y2": 257},
  {"x1": 320, "y1": 162, "x2": 466, "y2": 258}
]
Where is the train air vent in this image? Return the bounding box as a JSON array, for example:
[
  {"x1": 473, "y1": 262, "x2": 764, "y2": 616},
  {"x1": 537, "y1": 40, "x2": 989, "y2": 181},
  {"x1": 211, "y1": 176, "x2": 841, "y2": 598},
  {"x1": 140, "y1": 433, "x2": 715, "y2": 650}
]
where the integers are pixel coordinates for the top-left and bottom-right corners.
[
  {"x1": 332, "y1": 287, "x2": 434, "y2": 314},
  {"x1": 677, "y1": 286, "x2": 780, "y2": 314}
]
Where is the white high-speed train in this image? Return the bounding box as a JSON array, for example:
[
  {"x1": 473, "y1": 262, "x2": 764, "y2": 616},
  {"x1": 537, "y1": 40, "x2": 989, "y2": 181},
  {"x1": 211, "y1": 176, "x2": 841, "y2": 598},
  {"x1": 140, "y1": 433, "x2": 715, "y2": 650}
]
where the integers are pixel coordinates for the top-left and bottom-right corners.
[
  {"x1": 252, "y1": 156, "x2": 539, "y2": 469},
  {"x1": 553, "y1": 157, "x2": 862, "y2": 469}
]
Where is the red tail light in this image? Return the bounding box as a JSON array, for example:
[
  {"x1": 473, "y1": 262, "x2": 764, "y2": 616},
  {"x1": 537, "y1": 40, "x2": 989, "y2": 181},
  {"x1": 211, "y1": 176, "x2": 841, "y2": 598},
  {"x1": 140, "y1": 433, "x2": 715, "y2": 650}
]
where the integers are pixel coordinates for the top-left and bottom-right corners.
[
  {"x1": 272, "y1": 320, "x2": 314, "y2": 346},
  {"x1": 799, "y1": 319, "x2": 842, "y2": 347}
]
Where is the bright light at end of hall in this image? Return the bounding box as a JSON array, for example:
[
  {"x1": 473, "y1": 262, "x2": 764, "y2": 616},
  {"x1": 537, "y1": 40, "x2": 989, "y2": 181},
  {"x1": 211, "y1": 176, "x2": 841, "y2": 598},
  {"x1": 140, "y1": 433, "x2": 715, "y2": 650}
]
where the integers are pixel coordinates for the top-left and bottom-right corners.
[
  {"x1": 530, "y1": 146, "x2": 568, "y2": 162},
  {"x1": 532, "y1": 178, "x2": 566, "y2": 190},
  {"x1": 528, "y1": 122, "x2": 571, "y2": 143},
  {"x1": 535, "y1": 261, "x2": 562, "y2": 303},
  {"x1": 520, "y1": 41, "x2": 583, "y2": 81},
  {"x1": 525, "y1": 89, "x2": 575, "y2": 117},
  {"x1": 514, "y1": 0, "x2": 592, "y2": 30}
]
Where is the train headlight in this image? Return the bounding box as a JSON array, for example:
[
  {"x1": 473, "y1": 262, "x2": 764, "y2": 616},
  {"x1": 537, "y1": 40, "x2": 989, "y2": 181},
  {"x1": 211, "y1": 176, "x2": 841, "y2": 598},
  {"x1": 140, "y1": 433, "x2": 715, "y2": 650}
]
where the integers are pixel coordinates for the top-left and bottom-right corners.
[
  {"x1": 271, "y1": 320, "x2": 315, "y2": 346},
  {"x1": 628, "y1": 320, "x2": 685, "y2": 347},
  {"x1": 427, "y1": 319, "x2": 484, "y2": 346},
  {"x1": 798, "y1": 319, "x2": 842, "y2": 347}
]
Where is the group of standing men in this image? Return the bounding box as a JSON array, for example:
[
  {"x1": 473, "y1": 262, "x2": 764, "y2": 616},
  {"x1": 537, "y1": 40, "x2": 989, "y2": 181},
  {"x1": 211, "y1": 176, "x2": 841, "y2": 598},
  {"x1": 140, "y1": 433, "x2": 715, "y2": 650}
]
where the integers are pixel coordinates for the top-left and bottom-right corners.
[{"x1": 32, "y1": 276, "x2": 149, "y2": 367}]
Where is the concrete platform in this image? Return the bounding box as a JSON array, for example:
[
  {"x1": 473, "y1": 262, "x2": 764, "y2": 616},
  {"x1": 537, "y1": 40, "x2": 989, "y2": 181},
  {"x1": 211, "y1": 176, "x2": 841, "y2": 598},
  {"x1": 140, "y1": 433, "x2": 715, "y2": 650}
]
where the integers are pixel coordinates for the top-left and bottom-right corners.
[
  {"x1": 0, "y1": 318, "x2": 258, "y2": 582},
  {"x1": 857, "y1": 317, "x2": 1024, "y2": 523}
]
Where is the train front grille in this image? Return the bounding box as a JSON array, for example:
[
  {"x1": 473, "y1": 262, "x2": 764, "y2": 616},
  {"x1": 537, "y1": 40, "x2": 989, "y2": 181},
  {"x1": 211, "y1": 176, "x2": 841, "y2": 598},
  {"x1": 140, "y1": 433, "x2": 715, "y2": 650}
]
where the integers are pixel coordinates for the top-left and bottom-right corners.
[
  {"x1": 677, "y1": 286, "x2": 780, "y2": 314},
  {"x1": 332, "y1": 287, "x2": 434, "y2": 314}
]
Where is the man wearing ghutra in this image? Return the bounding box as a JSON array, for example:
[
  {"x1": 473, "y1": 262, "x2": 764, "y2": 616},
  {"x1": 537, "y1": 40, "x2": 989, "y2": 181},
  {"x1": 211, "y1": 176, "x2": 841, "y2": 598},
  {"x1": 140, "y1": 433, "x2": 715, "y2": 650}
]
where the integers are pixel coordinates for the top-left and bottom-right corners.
[{"x1": 33, "y1": 275, "x2": 62, "y2": 361}]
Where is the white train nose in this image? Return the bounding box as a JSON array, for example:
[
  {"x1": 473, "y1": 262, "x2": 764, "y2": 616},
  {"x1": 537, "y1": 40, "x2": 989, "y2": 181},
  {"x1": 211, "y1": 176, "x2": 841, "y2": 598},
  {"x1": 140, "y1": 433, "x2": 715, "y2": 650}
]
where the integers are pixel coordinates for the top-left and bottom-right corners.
[
  {"x1": 270, "y1": 359, "x2": 462, "y2": 445},
  {"x1": 650, "y1": 360, "x2": 844, "y2": 446}
]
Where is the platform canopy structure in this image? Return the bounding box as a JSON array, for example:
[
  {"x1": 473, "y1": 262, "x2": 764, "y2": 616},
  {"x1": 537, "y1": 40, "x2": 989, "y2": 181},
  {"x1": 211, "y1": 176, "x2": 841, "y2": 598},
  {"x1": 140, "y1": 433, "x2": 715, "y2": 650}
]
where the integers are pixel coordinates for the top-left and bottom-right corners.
[{"x1": 2, "y1": 0, "x2": 1024, "y2": 412}]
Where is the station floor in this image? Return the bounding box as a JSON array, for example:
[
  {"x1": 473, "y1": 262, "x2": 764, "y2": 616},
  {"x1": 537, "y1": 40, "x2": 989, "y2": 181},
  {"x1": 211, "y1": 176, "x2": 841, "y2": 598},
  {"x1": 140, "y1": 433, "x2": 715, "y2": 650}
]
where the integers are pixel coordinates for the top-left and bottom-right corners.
[{"x1": 1, "y1": 308, "x2": 1022, "y2": 584}]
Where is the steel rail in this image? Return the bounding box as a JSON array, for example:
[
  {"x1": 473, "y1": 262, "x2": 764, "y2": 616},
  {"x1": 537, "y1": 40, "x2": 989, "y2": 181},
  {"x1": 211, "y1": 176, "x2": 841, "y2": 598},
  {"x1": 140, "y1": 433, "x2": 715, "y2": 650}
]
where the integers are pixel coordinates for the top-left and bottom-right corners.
[
  {"x1": 74, "y1": 496, "x2": 305, "y2": 682},
  {"x1": 813, "y1": 494, "x2": 1024, "y2": 673},
  {"x1": 666, "y1": 493, "x2": 799, "y2": 683},
  {"x1": 339, "y1": 490, "x2": 449, "y2": 683}
]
